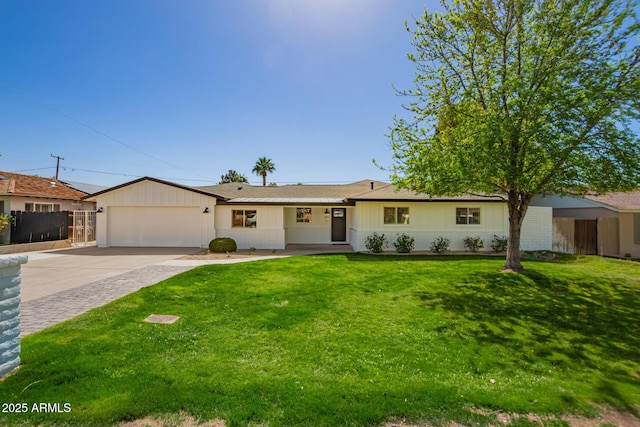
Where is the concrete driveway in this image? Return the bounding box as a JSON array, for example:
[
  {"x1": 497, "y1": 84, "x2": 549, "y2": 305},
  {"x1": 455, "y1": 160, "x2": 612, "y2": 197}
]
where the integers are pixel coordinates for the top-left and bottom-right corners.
[{"x1": 20, "y1": 246, "x2": 201, "y2": 302}]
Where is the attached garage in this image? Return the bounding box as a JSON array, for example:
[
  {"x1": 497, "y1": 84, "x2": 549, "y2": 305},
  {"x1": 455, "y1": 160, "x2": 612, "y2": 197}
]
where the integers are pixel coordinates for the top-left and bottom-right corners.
[
  {"x1": 107, "y1": 206, "x2": 202, "y2": 247},
  {"x1": 85, "y1": 177, "x2": 217, "y2": 248}
]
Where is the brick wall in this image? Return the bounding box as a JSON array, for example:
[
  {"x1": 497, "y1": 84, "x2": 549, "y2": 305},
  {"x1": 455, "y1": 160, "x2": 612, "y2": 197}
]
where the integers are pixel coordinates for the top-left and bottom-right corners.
[{"x1": 0, "y1": 255, "x2": 26, "y2": 378}]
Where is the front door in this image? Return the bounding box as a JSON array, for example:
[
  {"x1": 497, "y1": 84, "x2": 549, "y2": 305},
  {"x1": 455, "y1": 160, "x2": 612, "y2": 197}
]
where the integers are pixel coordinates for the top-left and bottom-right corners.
[{"x1": 331, "y1": 208, "x2": 347, "y2": 242}]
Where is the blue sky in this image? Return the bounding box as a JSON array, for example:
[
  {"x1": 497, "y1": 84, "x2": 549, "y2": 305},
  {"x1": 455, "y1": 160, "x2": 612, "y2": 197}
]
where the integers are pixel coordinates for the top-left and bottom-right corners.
[{"x1": 0, "y1": 1, "x2": 431, "y2": 187}]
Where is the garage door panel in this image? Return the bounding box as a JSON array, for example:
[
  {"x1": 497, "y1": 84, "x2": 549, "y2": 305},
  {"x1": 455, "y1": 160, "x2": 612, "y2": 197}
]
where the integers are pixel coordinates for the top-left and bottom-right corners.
[{"x1": 108, "y1": 207, "x2": 201, "y2": 247}]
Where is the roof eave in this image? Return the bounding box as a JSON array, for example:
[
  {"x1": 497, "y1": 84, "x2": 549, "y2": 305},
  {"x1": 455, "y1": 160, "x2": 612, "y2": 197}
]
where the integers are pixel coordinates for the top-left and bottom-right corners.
[
  {"x1": 2, "y1": 193, "x2": 85, "y2": 201},
  {"x1": 350, "y1": 197, "x2": 506, "y2": 202}
]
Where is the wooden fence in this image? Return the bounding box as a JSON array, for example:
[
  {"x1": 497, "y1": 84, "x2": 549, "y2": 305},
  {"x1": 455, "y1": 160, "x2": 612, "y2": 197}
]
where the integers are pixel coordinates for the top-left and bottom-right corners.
[
  {"x1": 597, "y1": 217, "x2": 619, "y2": 256},
  {"x1": 552, "y1": 217, "x2": 619, "y2": 256}
]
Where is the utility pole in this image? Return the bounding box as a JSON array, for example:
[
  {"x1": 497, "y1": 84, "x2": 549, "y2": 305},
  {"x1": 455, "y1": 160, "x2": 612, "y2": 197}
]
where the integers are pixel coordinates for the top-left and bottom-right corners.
[{"x1": 51, "y1": 154, "x2": 64, "y2": 180}]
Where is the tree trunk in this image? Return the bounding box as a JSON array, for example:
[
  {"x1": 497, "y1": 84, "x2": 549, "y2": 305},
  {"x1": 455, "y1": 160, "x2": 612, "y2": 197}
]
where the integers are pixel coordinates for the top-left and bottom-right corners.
[
  {"x1": 503, "y1": 191, "x2": 531, "y2": 272},
  {"x1": 262, "y1": 172, "x2": 267, "y2": 186}
]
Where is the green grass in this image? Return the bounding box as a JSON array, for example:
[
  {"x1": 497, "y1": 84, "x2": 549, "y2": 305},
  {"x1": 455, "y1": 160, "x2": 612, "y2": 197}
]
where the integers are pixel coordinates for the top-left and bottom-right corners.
[{"x1": 1, "y1": 254, "x2": 639, "y2": 426}]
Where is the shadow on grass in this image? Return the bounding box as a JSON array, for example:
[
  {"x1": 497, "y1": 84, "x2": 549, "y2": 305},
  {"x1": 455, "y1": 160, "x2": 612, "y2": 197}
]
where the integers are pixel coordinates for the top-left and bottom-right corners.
[{"x1": 415, "y1": 268, "x2": 640, "y2": 414}]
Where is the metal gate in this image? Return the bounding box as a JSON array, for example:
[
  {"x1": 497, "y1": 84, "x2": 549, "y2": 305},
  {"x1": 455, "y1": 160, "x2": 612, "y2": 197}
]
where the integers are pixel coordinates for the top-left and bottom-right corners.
[{"x1": 71, "y1": 210, "x2": 96, "y2": 245}]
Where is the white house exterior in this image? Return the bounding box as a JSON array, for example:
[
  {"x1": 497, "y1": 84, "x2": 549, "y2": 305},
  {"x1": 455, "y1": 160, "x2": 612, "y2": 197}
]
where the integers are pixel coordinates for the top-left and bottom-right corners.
[
  {"x1": 86, "y1": 178, "x2": 217, "y2": 248},
  {"x1": 350, "y1": 185, "x2": 551, "y2": 252},
  {"x1": 85, "y1": 177, "x2": 552, "y2": 252}
]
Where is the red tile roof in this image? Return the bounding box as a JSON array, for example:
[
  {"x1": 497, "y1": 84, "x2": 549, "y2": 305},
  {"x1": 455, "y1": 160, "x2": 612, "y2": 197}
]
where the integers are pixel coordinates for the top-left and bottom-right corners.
[{"x1": 0, "y1": 171, "x2": 87, "y2": 200}]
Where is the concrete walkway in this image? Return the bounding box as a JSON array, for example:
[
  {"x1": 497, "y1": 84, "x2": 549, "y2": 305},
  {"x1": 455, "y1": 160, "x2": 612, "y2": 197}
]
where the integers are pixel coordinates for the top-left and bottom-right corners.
[{"x1": 20, "y1": 244, "x2": 353, "y2": 336}]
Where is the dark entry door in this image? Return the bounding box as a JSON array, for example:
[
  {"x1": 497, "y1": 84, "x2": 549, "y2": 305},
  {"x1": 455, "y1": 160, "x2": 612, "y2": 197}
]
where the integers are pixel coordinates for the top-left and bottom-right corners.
[{"x1": 331, "y1": 208, "x2": 347, "y2": 242}]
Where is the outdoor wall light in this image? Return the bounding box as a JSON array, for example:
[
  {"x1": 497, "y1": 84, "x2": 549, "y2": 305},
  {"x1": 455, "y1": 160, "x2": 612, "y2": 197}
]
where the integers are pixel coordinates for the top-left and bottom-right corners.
[
  {"x1": 203, "y1": 207, "x2": 210, "y2": 213},
  {"x1": 324, "y1": 209, "x2": 330, "y2": 214},
  {"x1": 96, "y1": 207, "x2": 104, "y2": 213}
]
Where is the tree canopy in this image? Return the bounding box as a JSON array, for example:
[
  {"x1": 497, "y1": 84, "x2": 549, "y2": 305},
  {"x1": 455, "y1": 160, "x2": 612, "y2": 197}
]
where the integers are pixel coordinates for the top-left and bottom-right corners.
[
  {"x1": 389, "y1": 0, "x2": 640, "y2": 271},
  {"x1": 219, "y1": 170, "x2": 248, "y2": 184},
  {"x1": 252, "y1": 157, "x2": 276, "y2": 187}
]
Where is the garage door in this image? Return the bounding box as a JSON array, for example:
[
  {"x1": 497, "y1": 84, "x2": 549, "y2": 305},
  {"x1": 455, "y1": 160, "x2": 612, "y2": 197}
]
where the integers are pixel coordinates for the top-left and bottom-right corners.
[{"x1": 107, "y1": 206, "x2": 202, "y2": 247}]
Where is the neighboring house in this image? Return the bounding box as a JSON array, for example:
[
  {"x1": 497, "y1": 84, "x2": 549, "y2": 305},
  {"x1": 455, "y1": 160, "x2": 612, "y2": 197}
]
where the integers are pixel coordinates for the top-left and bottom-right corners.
[
  {"x1": 0, "y1": 171, "x2": 98, "y2": 244},
  {"x1": 0, "y1": 171, "x2": 96, "y2": 213},
  {"x1": 533, "y1": 191, "x2": 640, "y2": 257},
  {"x1": 61, "y1": 180, "x2": 108, "y2": 195},
  {"x1": 84, "y1": 176, "x2": 552, "y2": 252}
]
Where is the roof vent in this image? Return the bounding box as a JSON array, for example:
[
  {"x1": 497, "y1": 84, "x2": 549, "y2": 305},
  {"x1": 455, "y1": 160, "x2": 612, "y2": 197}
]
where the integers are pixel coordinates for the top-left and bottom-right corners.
[
  {"x1": 370, "y1": 182, "x2": 374, "y2": 190},
  {"x1": 237, "y1": 186, "x2": 243, "y2": 190},
  {"x1": 50, "y1": 182, "x2": 56, "y2": 187}
]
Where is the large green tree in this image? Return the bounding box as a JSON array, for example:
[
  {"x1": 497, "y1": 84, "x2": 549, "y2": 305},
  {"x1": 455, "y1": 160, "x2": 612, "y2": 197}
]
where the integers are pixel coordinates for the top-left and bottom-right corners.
[
  {"x1": 219, "y1": 170, "x2": 249, "y2": 184},
  {"x1": 252, "y1": 157, "x2": 276, "y2": 187},
  {"x1": 389, "y1": 0, "x2": 640, "y2": 271}
]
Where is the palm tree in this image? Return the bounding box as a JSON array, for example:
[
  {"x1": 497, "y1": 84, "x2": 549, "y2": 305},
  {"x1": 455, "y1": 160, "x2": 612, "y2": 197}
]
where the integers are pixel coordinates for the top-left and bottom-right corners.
[
  {"x1": 252, "y1": 157, "x2": 276, "y2": 187},
  {"x1": 219, "y1": 170, "x2": 248, "y2": 184}
]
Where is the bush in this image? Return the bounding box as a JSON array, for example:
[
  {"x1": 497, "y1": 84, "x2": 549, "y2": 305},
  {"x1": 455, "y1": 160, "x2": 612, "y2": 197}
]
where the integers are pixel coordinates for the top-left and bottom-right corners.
[
  {"x1": 490, "y1": 235, "x2": 508, "y2": 252},
  {"x1": 463, "y1": 236, "x2": 484, "y2": 252},
  {"x1": 393, "y1": 233, "x2": 415, "y2": 253},
  {"x1": 0, "y1": 214, "x2": 11, "y2": 233},
  {"x1": 365, "y1": 232, "x2": 388, "y2": 253},
  {"x1": 209, "y1": 237, "x2": 237, "y2": 253},
  {"x1": 430, "y1": 236, "x2": 450, "y2": 254}
]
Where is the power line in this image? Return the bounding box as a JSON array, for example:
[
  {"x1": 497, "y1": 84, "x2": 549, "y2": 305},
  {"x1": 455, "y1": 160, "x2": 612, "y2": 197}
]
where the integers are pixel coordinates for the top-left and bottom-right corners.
[
  {"x1": 11, "y1": 167, "x2": 56, "y2": 173},
  {"x1": 11, "y1": 164, "x2": 390, "y2": 186},
  {"x1": 61, "y1": 166, "x2": 217, "y2": 183},
  {"x1": 0, "y1": 80, "x2": 213, "y2": 181}
]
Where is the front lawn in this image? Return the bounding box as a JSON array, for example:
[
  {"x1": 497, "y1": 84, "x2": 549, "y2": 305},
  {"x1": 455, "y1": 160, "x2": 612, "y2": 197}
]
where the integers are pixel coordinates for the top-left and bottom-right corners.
[{"x1": 1, "y1": 254, "x2": 639, "y2": 426}]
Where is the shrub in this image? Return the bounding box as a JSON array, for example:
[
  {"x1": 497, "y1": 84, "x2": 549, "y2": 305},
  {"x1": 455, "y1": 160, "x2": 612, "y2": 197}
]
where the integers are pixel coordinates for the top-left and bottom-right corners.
[
  {"x1": 463, "y1": 236, "x2": 484, "y2": 252},
  {"x1": 490, "y1": 235, "x2": 508, "y2": 252},
  {"x1": 430, "y1": 236, "x2": 450, "y2": 254},
  {"x1": 365, "y1": 232, "x2": 388, "y2": 253},
  {"x1": 209, "y1": 237, "x2": 237, "y2": 253},
  {"x1": 393, "y1": 233, "x2": 415, "y2": 253},
  {"x1": 0, "y1": 214, "x2": 11, "y2": 233}
]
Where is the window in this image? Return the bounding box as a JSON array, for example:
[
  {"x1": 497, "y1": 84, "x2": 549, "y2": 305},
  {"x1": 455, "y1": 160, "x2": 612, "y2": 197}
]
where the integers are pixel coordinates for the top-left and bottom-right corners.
[
  {"x1": 232, "y1": 210, "x2": 257, "y2": 228},
  {"x1": 634, "y1": 213, "x2": 640, "y2": 245},
  {"x1": 456, "y1": 207, "x2": 480, "y2": 225},
  {"x1": 296, "y1": 208, "x2": 312, "y2": 223},
  {"x1": 25, "y1": 203, "x2": 60, "y2": 213},
  {"x1": 384, "y1": 207, "x2": 410, "y2": 224}
]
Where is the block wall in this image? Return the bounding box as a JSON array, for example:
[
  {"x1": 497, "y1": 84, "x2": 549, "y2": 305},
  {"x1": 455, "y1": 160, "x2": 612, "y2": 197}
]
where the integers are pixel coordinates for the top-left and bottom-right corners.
[
  {"x1": 521, "y1": 206, "x2": 553, "y2": 251},
  {"x1": 0, "y1": 255, "x2": 26, "y2": 378}
]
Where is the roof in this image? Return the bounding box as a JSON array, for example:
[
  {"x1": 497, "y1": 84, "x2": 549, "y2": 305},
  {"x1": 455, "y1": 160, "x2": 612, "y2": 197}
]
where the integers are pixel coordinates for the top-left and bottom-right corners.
[
  {"x1": 584, "y1": 190, "x2": 640, "y2": 211},
  {"x1": 197, "y1": 180, "x2": 387, "y2": 203},
  {"x1": 227, "y1": 198, "x2": 346, "y2": 204},
  {"x1": 349, "y1": 183, "x2": 505, "y2": 202},
  {"x1": 61, "y1": 180, "x2": 108, "y2": 195},
  {"x1": 85, "y1": 177, "x2": 507, "y2": 204},
  {"x1": 0, "y1": 171, "x2": 87, "y2": 200},
  {"x1": 83, "y1": 176, "x2": 219, "y2": 200}
]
